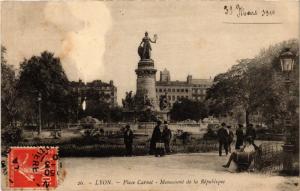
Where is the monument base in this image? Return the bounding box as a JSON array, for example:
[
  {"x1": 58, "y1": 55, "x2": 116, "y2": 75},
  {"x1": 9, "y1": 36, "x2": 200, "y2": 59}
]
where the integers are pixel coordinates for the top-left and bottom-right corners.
[
  {"x1": 156, "y1": 110, "x2": 170, "y2": 122},
  {"x1": 135, "y1": 59, "x2": 159, "y2": 111}
]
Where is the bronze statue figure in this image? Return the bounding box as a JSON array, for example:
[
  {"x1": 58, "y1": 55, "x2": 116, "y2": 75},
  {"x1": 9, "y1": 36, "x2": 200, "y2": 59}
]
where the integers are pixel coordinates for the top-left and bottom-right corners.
[
  {"x1": 122, "y1": 91, "x2": 134, "y2": 109},
  {"x1": 159, "y1": 92, "x2": 169, "y2": 111},
  {"x1": 138, "y1": 32, "x2": 157, "y2": 60}
]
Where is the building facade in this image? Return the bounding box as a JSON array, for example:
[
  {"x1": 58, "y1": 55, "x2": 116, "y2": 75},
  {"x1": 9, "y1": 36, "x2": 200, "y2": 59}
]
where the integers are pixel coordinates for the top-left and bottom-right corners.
[
  {"x1": 156, "y1": 69, "x2": 213, "y2": 107},
  {"x1": 70, "y1": 79, "x2": 117, "y2": 107}
]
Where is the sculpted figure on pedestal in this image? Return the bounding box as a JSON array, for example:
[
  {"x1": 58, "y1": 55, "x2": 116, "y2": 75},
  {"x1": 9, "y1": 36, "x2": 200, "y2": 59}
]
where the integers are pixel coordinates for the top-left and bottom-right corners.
[{"x1": 138, "y1": 32, "x2": 157, "y2": 60}]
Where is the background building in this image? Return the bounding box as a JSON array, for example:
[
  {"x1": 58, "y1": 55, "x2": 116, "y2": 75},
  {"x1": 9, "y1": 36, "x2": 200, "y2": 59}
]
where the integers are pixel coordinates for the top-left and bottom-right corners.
[
  {"x1": 70, "y1": 79, "x2": 117, "y2": 107},
  {"x1": 156, "y1": 69, "x2": 213, "y2": 106}
]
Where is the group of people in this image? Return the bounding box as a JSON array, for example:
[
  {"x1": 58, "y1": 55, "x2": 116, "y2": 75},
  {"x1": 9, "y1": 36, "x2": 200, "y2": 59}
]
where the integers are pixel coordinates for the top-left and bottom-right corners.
[
  {"x1": 217, "y1": 122, "x2": 259, "y2": 170},
  {"x1": 123, "y1": 120, "x2": 172, "y2": 157},
  {"x1": 124, "y1": 121, "x2": 259, "y2": 171},
  {"x1": 149, "y1": 120, "x2": 172, "y2": 157},
  {"x1": 217, "y1": 123, "x2": 257, "y2": 156}
]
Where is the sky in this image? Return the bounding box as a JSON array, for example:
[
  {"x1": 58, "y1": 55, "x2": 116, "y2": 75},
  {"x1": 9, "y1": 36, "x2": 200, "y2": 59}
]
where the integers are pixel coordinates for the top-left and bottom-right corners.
[{"x1": 1, "y1": 0, "x2": 299, "y2": 104}]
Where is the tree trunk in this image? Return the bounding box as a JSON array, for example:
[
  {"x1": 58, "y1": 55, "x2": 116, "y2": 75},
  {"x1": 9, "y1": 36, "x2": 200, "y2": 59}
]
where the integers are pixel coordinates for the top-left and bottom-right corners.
[{"x1": 245, "y1": 110, "x2": 250, "y2": 126}]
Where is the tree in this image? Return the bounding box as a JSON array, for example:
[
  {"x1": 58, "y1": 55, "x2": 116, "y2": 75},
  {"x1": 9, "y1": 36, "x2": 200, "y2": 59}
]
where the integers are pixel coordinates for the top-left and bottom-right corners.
[
  {"x1": 1, "y1": 46, "x2": 19, "y2": 127},
  {"x1": 109, "y1": 106, "x2": 124, "y2": 122},
  {"x1": 83, "y1": 99, "x2": 110, "y2": 121},
  {"x1": 17, "y1": 51, "x2": 70, "y2": 126},
  {"x1": 206, "y1": 39, "x2": 299, "y2": 127},
  {"x1": 170, "y1": 98, "x2": 208, "y2": 122}
]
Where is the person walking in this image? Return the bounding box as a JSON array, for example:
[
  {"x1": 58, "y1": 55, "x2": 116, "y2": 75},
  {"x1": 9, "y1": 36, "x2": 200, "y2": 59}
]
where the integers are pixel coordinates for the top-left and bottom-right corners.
[
  {"x1": 124, "y1": 124, "x2": 133, "y2": 156},
  {"x1": 227, "y1": 125, "x2": 234, "y2": 153},
  {"x1": 217, "y1": 123, "x2": 229, "y2": 156},
  {"x1": 235, "y1": 124, "x2": 244, "y2": 150},
  {"x1": 245, "y1": 124, "x2": 256, "y2": 143},
  {"x1": 162, "y1": 121, "x2": 172, "y2": 154}
]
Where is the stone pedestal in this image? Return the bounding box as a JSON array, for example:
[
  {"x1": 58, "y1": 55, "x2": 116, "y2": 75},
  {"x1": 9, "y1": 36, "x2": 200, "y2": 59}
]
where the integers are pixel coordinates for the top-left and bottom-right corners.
[
  {"x1": 156, "y1": 110, "x2": 170, "y2": 122},
  {"x1": 135, "y1": 59, "x2": 159, "y2": 111}
]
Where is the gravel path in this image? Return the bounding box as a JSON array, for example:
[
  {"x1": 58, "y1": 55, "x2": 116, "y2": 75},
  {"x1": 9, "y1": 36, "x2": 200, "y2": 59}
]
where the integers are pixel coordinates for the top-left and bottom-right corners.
[{"x1": 56, "y1": 153, "x2": 299, "y2": 191}]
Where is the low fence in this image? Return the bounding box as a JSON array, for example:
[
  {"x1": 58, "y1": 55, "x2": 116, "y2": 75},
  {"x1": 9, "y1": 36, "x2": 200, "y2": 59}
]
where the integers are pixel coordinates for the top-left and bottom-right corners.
[
  {"x1": 57, "y1": 140, "x2": 219, "y2": 157},
  {"x1": 254, "y1": 142, "x2": 284, "y2": 173},
  {"x1": 67, "y1": 122, "x2": 204, "y2": 128},
  {"x1": 66, "y1": 122, "x2": 206, "y2": 135}
]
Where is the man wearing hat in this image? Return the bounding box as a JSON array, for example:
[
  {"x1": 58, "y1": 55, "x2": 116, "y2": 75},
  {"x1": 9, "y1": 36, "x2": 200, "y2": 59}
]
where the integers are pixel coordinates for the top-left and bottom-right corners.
[
  {"x1": 227, "y1": 125, "x2": 234, "y2": 153},
  {"x1": 162, "y1": 121, "x2": 172, "y2": 154},
  {"x1": 217, "y1": 122, "x2": 229, "y2": 156},
  {"x1": 124, "y1": 124, "x2": 133, "y2": 156},
  {"x1": 235, "y1": 124, "x2": 244, "y2": 150},
  {"x1": 245, "y1": 124, "x2": 256, "y2": 143}
]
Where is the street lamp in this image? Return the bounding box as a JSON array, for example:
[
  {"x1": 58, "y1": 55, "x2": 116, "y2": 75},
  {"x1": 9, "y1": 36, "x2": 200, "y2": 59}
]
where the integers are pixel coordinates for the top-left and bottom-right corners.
[
  {"x1": 279, "y1": 48, "x2": 296, "y2": 173},
  {"x1": 37, "y1": 92, "x2": 42, "y2": 135},
  {"x1": 280, "y1": 48, "x2": 295, "y2": 74}
]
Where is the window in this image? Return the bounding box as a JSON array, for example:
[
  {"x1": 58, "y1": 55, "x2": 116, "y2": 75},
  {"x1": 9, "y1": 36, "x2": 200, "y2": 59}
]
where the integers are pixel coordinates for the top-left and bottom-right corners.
[
  {"x1": 177, "y1": 89, "x2": 180, "y2": 92},
  {"x1": 172, "y1": 89, "x2": 175, "y2": 92},
  {"x1": 185, "y1": 89, "x2": 188, "y2": 92},
  {"x1": 172, "y1": 95, "x2": 175, "y2": 100},
  {"x1": 159, "y1": 89, "x2": 162, "y2": 92},
  {"x1": 168, "y1": 96, "x2": 171, "y2": 100},
  {"x1": 181, "y1": 89, "x2": 184, "y2": 92}
]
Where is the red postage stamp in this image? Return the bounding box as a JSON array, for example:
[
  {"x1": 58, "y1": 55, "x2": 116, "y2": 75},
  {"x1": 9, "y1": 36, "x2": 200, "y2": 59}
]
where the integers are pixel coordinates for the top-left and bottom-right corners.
[{"x1": 8, "y1": 146, "x2": 58, "y2": 188}]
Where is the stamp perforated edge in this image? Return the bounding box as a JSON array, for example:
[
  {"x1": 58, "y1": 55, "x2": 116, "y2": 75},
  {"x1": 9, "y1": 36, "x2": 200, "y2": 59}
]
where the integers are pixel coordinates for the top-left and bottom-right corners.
[{"x1": 6, "y1": 146, "x2": 59, "y2": 190}]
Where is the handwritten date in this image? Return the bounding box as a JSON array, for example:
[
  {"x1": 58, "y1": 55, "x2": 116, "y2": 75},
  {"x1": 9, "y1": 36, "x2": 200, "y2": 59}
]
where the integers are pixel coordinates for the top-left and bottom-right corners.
[{"x1": 224, "y1": 4, "x2": 275, "y2": 17}]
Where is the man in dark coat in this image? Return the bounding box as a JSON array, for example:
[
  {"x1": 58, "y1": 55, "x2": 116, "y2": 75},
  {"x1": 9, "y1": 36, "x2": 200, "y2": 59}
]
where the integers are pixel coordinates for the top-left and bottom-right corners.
[
  {"x1": 227, "y1": 126, "x2": 234, "y2": 153},
  {"x1": 217, "y1": 123, "x2": 229, "y2": 156},
  {"x1": 162, "y1": 121, "x2": 172, "y2": 154},
  {"x1": 150, "y1": 120, "x2": 162, "y2": 155},
  {"x1": 124, "y1": 124, "x2": 133, "y2": 156},
  {"x1": 245, "y1": 124, "x2": 256, "y2": 142},
  {"x1": 235, "y1": 124, "x2": 244, "y2": 150}
]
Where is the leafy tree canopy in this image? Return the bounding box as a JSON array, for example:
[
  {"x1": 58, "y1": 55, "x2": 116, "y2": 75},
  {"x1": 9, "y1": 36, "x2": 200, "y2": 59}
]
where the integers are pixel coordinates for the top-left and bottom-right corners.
[
  {"x1": 18, "y1": 51, "x2": 70, "y2": 124},
  {"x1": 206, "y1": 39, "x2": 299, "y2": 126},
  {"x1": 170, "y1": 98, "x2": 208, "y2": 122}
]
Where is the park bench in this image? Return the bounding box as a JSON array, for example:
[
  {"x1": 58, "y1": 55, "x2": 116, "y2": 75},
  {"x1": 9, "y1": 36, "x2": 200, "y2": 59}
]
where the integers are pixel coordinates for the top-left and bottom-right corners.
[{"x1": 235, "y1": 142, "x2": 283, "y2": 172}]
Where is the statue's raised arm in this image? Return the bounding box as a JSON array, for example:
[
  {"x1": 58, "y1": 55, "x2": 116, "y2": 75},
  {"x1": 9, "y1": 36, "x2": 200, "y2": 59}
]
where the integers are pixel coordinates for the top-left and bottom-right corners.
[
  {"x1": 149, "y1": 34, "x2": 157, "y2": 43},
  {"x1": 138, "y1": 32, "x2": 158, "y2": 60}
]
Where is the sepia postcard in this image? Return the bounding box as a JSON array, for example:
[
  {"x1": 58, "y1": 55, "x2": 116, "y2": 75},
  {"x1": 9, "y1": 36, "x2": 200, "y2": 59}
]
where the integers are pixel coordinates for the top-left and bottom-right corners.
[{"x1": 0, "y1": 0, "x2": 299, "y2": 190}]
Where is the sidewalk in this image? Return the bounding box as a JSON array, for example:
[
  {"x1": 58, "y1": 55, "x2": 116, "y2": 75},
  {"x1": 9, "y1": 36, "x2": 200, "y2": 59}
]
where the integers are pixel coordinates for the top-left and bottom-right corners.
[{"x1": 55, "y1": 153, "x2": 299, "y2": 191}]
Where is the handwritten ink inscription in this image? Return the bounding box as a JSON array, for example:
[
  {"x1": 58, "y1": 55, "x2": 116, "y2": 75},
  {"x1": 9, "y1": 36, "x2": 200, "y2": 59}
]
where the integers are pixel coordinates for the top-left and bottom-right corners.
[{"x1": 224, "y1": 4, "x2": 275, "y2": 18}]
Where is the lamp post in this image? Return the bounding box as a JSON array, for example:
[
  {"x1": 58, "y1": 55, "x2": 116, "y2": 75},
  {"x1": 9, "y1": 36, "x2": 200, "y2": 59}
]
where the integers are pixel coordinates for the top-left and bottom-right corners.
[
  {"x1": 77, "y1": 94, "x2": 81, "y2": 122},
  {"x1": 37, "y1": 92, "x2": 42, "y2": 135},
  {"x1": 279, "y1": 48, "x2": 296, "y2": 173}
]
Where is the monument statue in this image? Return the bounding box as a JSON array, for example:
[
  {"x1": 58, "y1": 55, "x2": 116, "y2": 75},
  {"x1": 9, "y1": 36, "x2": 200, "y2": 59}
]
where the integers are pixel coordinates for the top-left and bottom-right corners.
[
  {"x1": 138, "y1": 32, "x2": 157, "y2": 60},
  {"x1": 122, "y1": 91, "x2": 134, "y2": 109},
  {"x1": 159, "y1": 92, "x2": 169, "y2": 111}
]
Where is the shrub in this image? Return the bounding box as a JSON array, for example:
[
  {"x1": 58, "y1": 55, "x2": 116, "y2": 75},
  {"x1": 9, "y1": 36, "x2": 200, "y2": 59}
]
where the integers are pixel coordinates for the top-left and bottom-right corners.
[
  {"x1": 1, "y1": 126, "x2": 23, "y2": 145},
  {"x1": 203, "y1": 127, "x2": 217, "y2": 140}
]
